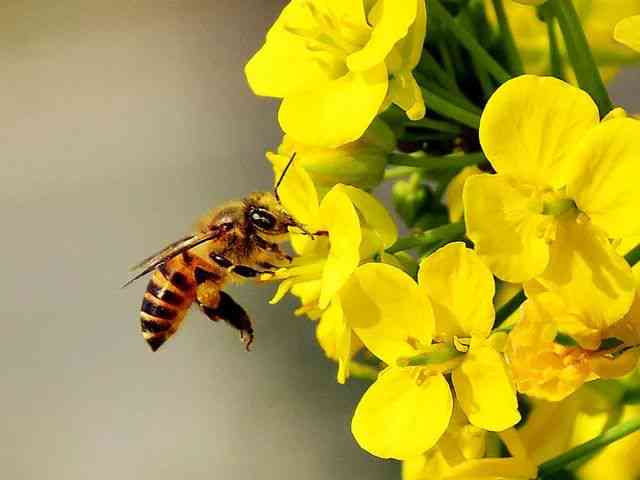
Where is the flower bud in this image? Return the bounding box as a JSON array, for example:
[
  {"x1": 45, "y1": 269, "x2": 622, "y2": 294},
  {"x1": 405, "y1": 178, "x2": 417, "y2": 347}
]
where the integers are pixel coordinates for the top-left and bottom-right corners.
[
  {"x1": 392, "y1": 172, "x2": 430, "y2": 227},
  {"x1": 267, "y1": 119, "x2": 395, "y2": 194}
]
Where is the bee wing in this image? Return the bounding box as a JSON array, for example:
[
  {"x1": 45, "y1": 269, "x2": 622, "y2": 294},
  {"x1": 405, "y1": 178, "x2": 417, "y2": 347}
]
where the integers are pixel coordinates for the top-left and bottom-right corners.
[
  {"x1": 128, "y1": 235, "x2": 195, "y2": 271},
  {"x1": 122, "y1": 227, "x2": 228, "y2": 288}
]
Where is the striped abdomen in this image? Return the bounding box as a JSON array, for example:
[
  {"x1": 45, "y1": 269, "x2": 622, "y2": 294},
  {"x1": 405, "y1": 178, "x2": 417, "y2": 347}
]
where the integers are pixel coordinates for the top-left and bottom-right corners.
[{"x1": 140, "y1": 255, "x2": 196, "y2": 351}]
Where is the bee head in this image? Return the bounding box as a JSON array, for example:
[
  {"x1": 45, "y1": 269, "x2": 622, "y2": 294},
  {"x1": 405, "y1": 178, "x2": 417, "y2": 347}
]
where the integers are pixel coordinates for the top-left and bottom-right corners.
[{"x1": 245, "y1": 192, "x2": 299, "y2": 238}]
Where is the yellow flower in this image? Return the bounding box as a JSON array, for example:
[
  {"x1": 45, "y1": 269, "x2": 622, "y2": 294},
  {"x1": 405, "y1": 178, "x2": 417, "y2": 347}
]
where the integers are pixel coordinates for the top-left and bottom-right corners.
[
  {"x1": 267, "y1": 118, "x2": 395, "y2": 195},
  {"x1": 404, "y1": 421, "x2": 537, "y2": 480},
  {"x1": 341, "y1": 243, "x2": 520, "y2": 460},
  {"x1": 506, "y1": 287, "x2": 640, "y2": 401},
  {"x1": 403, "y1": 402, "x2": 487, "y2": 480},
  {"x1": 464, "y1": 75, "x2": 638, "y2": 335},
  {"x1": 615, "y1": 15, "x2": 640, "y2": 52},
  {"x1": 442, "y1": 429, "x2": 538, "y2": 479},
  {"x1": 269, "y1": 157, "x2": 397, "y2": 382},
  {"x1": 245, "y1": 0, "x2": 426, "y2": 147}
]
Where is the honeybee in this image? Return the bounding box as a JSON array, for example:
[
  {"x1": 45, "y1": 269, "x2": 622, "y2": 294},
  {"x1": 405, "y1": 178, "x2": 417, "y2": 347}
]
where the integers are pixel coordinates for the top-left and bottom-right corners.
[{"x1": 124, "y1": 155, "x2": 317, "y2": 352}]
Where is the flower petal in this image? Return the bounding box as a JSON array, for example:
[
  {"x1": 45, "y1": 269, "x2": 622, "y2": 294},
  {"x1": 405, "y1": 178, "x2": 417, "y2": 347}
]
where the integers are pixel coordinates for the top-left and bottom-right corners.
[
  {"x1": 615, "y1": 16, "x2": 640, "y2": 52},
  {"x1": 479, "y1": 75, "x2": 600, "y2": 188},
  {"x1": 445, "y1": 165, "x2": 482, "y2": 223},
  {"x1": 418, "y1": 242, "x2": 495, "y2": 340},
  {"x1": 388, "y1": 71, "x2": 425, "y2": 120},
  {"x1": 452, "y1": 340, "x2": 521, "y2": 431},
  {"x1": 352, "y1": 369, "x2": 452, "y2": 460},
  {"x1": 318, "y1": 188, "x2": 362, "y2": 308},
  {"x1": 347, "y1": 0, "x2": 418, "y2": 72},
  {"x1": 567, "y1": 118, "x2": 640, "y2": 238},
  {"x1": 316, "y1": 297, "x2": 359, "y2": 384},
  {"x1": 267, "y1": 152, "x2": 320, "y2": 227},
  {"x1": 463, "y1": 173, "x2": 551, "y2": 283},
  {"x1": 335, "y1": 184, "x2": 398, "y2": 248},
  {"x1": 528, "y1": 215, "x2": 635, "y2": 335},
  {"x1": 245, "y1": 3, "x2": 338, "y2": 98},
  {"x1": 340, "y1": 263, "x2": 434, "y2": 366},
  {"x1": 279, "y1": 65, "x2": 388, "y2": 147}
]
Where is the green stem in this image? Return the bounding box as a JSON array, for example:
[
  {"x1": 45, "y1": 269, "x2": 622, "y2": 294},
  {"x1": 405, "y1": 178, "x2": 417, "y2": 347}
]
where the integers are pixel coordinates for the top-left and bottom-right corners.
[
  {"x1": 548, "y1": 0, "x2": 613, "y2": 116},
  {"x1": 421, "y1": 86, "x2": 481, "y2": 129},
  {"x1": 494, "y1": 290, "x2": 526, "y2": 328},
  {"x1": 542, "y1": 8, "x2": 565, "y2": 79},
  {"x1": 459, "y1": 10, "x2": 495, "y2": 99},
  {"x1": 418, "y1": 51, "x2": 461, "y2": 93},
  {"x1": 348, "y1": 361, "x2": 380, "y2": 382},
  {"x1": 384, "y1": 166, "x2": 417, "y2": 180},
  {"x1": 415, "y1": 72, "x2": 482, "y2": 114},
  {"x1": 386, "y1": 222, "x2": 465, "y2": 254},
  {"x1": 397, "y1": 343, "x2": 464, "y2": 367},
  {"x1": 538, "y1": 416, "x2": 640, "y2": 477},
  {"x1": 388, "y1": 151, "x2": 485, "y2": 170},
  {"x1": 405, "y1": 117, "x2": 463, "y2": 134},
  {"x1": 491, "y1": 0, "x2": 524, "y2": 75},
  {"x1": 431, "y1": 0, "x2": 511, "y2": 83}
]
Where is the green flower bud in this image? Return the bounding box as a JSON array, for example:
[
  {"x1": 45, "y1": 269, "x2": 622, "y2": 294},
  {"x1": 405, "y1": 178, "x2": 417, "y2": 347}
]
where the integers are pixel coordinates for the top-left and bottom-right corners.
[
  {"x1": 267, "y1": 119, "x2": 395, "y2": 194},
  {"x1": 392, "y1": 172, "x2": 429, "y2": 227}
]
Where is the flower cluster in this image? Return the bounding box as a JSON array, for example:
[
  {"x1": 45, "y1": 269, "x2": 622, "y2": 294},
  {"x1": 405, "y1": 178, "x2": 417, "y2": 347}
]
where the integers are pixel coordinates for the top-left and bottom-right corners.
[{"x1": 244, "y1": 0, "x2": 640, "y2": 478}]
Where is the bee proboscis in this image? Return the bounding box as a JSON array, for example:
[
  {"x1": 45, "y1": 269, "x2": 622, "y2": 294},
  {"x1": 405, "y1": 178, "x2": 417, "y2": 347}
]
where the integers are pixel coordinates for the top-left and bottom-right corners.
[{"x1": 124, "y1": 154, "x2": 319, "y2": 352}]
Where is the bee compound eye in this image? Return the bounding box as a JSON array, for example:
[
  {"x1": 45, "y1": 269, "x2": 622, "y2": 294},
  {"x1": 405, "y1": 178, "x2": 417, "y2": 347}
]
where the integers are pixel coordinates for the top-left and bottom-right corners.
[{"x1": 250, "y1": 208, "x2": 276, "y2": 230}]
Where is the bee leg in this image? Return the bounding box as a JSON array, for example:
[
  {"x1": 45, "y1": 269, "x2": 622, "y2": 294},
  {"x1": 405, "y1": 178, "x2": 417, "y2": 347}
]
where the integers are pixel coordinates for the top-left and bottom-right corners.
[
  {"x1": 198, "y1": 292, "x2": 254, "y2": 351},
  {"x1": 210, "y1": 254, "x2": 275, "y2": 278},
  {"x1": 254, "y1": 235, "x2": 292, "y2": 263}
]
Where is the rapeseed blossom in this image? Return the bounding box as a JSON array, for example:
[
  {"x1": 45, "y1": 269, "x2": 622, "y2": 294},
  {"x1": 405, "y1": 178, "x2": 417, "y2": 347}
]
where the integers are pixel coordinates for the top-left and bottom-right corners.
[
  {"x1": 268, "y1": 156, "x2": 397, "y2": 382},
  {"x1": 340, "y1": 244, "x2": 519, "y2": 459},
  {"x1": 243, "y1": 0, "x2": 640, "y2": 477},
  {"x1": 464, "y1": 75, "x2": 640, "y2": 344},
  {"x1": 245, "y1": 0, "x2": 426, "y2": 147}
]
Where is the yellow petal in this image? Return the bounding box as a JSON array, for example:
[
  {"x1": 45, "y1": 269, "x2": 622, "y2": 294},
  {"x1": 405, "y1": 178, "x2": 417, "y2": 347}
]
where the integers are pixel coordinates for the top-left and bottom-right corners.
[
  {"x1": 396, "y1": 0, "x2": 427, "y2": 70},
  {"x1": 614, "y1": 16, "x2": 640, "y2": 52},
  {"x1": 445, "y1": 457, "x2": 537, "y2": 479},
  {"x1": 567, "y1": 118, "x2": 640, "y2": 238},
  {"x1": 445, "y1": 165, "x2": 482, "y2": 223},
  {"x1": 388, "y1": 71, "x2": 425, "y2": 120},
  {"x1": 347, "y1": 0, "x2": 418, "y2": 72},
  {"x1": 267, "y1": 152, "x2": 320, "y2": 227},
  {"x1": 464, "y1": 173, "x2": 551, "y2": 283},
  {"x1": 352, "y1": 368, "x2": 452, "y2": 460},
  {"x1": 591, "y1": 289, "x2": 640, "y2": 379},
  {"x1": 318, "y1": 188, "x2": 362, "y2": 308},
  {"x1": 335, "y1": 184, "x2": 398, "y2": 248},
  {"x1": 316, "y1": 298, "x2": 356, "y2": 384},
  {"x1": 479, "y1": 75, "x2": 599, "y2": 188},
  {"x1": 244, "y1": 4, "x2": 336, "y2": 98},
  {"x1": 507, "y1": 298, "x2": 593, "y2": 401},
  {"x1": 418, "y1": 242, "x2": 495, "y2": 340},
  {"x1": 340, "y1": 263, "x2": 434, "y2": 365},
  {"x1": 279, "y1": 65, "x2": 388, "y2": 147},
  {"x1": 324, "y1": 0, "x2": 369, "y2": 29},
  {"x1": 518, "y1": 396, "x2": 583, "y2": 464},
  {"x1": 452, "y1": 340, "x2": 521, "y2": 431},
  {"x1": 529, "y1": 215, "x2": 635, "y2": 335}
]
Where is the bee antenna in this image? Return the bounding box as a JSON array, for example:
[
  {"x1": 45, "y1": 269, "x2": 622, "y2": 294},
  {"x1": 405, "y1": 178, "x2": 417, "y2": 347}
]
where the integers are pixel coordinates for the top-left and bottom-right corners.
[{"x1": 274, "y1": 152, "x2": 296, "y2": 203}]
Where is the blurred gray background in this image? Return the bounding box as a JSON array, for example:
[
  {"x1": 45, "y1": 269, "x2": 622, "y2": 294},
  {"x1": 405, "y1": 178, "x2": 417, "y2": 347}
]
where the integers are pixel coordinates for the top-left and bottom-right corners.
[{"x1": 0, "y1": 1, "x2": 638, "y2": 479}]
